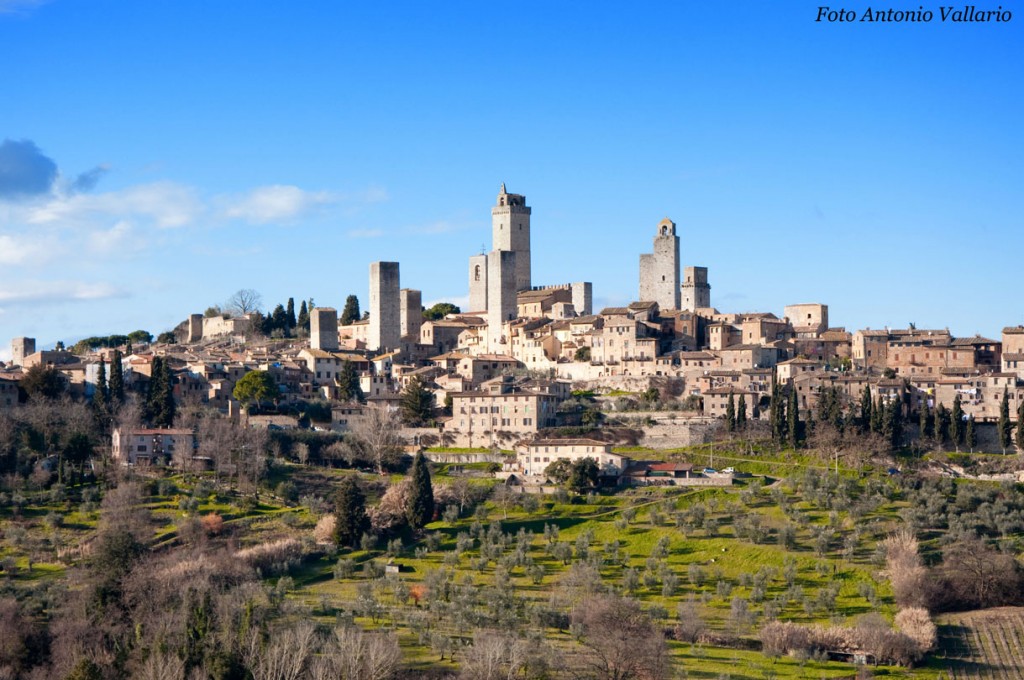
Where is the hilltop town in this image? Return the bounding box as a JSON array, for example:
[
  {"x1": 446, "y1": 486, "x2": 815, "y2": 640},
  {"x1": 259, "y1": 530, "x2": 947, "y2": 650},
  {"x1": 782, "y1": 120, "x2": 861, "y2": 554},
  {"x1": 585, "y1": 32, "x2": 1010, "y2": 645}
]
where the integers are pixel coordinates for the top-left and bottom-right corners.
[
  {"x1": 4, "y1": 186, "x2": 1024, "y2": 680},
  {"x1": 3, "y1": 184, "x2": 1022, "y2": 461}
]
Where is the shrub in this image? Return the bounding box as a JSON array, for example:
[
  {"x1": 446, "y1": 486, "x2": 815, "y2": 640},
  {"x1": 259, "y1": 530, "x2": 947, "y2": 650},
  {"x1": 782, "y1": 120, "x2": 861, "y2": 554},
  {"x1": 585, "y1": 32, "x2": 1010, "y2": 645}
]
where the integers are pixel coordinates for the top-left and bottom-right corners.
[
  {"x1": 201, "y1": 512, "x2": 224, "y2": 536},
  {"x1": 313, "y1": 515, "x2": 337, "y2": 544}
]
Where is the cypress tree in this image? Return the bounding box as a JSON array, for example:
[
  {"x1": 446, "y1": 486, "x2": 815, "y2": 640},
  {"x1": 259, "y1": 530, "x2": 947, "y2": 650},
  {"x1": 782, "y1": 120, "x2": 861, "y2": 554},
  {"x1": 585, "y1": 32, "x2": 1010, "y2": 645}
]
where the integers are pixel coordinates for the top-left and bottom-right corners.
[
  {"x1": 144, "y1": 356, "x2": 162, "y2": 423},
  {"x1": 297, "y1": 300, "x2": 309, "y2": 331},
  {"x1": 936, "y1": 402, "x2": 951, "y2": 444},
  {"x1": 109, "y1": 349, "x2": 124, "y2": 404},
  {"x1": 951, "y1": 394, "x2": 964, "y2": 450},
  {"x1": 871, "y1": 396, "x2": 884, "y2": 434},
  {"x1": 725, "y1": 393, "x2": 736, "y2": 432},
  {"x1": 736, "y1": 394, "x2": 747, "y2": 430},
  {"x1": 286, "y1": 297, "x2": 296, "y2": 331},
  {"x1": 998, "y1": 389, "x2": 1011, "y2": 453},
  {"x1": 407, "y1": 451, "x2": 435, "y2": 531},
  {"x1": 335, "y1": 360, "x2": 364, "y2": 403},
  {"x1": 341, "y1": 295, "x2": 360, "y2": 326},
  {"x1": 94, "y1": 357, "x2": 108, "y2": 410},
  {"x1": 966, "y1": 415, "x2": 977, "y2": 452},
  {"x1": 270, "y1": 304, "x2": 287, "y2": 333},
  {"x1": 333, "y1": 476, "x2": 370, "y2": 548},
  {"x1": 400, "y1": 376, "x2": 435, "y2": 426},
  {"x1": 860, "y1": 385, "x2": 873, "y2": 433},
  {"x1": 787, "y1": 385, "x2": 800, "y2": 449},
  {"x1": 158, "y1": 358, "x2": 176, "y2": 426},
  {"x1": 919, "y1": 400, "x2": 934, "y2": 440},
  {"x1": 1015, "y1": 402, "x2": 1024, "y2": 453},
  {"x1": 886, "y1": 398, "x2": 902, "y2": 450},
  {"x1": 125, "y1": 339, "x2": 133, "y2": 357}
]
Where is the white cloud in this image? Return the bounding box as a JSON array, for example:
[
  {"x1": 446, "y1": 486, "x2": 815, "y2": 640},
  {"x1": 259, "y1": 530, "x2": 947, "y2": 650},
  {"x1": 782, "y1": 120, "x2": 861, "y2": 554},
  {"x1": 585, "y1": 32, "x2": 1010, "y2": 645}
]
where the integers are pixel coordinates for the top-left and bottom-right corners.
[
  {"x1": 0, "y1": 280, "x2": 128, "y2": 305},
  {"x1": 27, "y1": 181, "x2": 202, "y2": 229},
  {"x1": 222, "y1": 185, "x2": 335, "y2": 224},
  {"x1": 88, "y1": 220, "x2": 142, "y2": 254},
  {"x1": 0, "y1": 232, "x2": 60, "y2": 265}
]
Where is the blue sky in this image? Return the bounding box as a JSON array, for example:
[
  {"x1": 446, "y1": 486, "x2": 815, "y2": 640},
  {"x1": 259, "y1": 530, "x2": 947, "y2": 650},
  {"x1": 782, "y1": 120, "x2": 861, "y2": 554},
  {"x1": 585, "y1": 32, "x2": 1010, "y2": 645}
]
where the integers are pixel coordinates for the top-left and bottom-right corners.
[{"x1": 1, "y1": 1, "x2": 1021, "y2": 357}]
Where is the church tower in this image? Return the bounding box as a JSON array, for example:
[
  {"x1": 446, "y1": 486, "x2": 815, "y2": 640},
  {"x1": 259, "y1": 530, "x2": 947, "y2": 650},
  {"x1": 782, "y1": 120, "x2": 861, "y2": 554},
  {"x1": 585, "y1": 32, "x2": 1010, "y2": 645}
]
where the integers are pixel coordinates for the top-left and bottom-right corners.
[
  {"x1": 638, "y1": 218, "x2": 680, "y2": 310},
  {"x1": 491, "y1": 183, "x2": 531, "y2": 292}
]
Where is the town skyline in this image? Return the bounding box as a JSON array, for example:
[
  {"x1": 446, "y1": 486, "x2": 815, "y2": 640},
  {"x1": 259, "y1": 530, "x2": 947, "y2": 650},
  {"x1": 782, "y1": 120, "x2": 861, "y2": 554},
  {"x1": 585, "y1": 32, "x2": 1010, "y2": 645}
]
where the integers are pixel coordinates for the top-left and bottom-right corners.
[{"x1": 1, "y1": 1, "x2": 1022, "y2": 357}]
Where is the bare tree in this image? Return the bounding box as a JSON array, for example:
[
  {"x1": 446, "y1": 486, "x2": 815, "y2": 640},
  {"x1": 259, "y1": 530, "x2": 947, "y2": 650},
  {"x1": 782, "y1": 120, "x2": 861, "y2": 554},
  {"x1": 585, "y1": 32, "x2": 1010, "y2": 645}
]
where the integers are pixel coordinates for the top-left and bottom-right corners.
[
  {"x1": 349, "y1": 406, "x2": 406, "y2": 474},
  {"x1": 882, "y1": 529, "x2": 928, "y2": 609},
  {"x1": 244, "y1": 622, "x2": 319, "y2": 680},
  {"x1": 312, "y1": 626, "x2": 401, "y2": 680},
  {"x1": 458, "y1": 630, "x2": 541, "y2": 680},
  {"x1": 571, "y1": 594, "x2": 668, "y2": 680},
  {"x1": 225, "y1": 289, "x2": 264, "y2": 316}
]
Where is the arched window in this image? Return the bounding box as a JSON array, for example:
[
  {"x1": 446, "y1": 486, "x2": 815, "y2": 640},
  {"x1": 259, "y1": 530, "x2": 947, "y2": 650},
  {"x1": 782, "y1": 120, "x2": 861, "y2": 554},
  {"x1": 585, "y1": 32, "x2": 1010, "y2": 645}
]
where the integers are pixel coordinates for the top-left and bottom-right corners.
[{"x1": 474, "y1": 265, "x2": 481, "y2": 281}]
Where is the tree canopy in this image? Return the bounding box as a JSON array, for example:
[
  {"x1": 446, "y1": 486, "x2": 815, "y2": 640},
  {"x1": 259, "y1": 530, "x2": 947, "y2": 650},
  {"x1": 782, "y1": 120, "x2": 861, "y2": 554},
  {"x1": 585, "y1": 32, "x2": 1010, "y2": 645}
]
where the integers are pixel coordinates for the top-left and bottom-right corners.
[
  {"x1": 333, "y1": 476, "x2": 370, "y2": 548},
  {"x1": 407, "y1": 451, "x2": 435, "y2": 531},
  {"x1": 422, "y1": 302, "x2": 461, "y2": 321},
  {"x1": 399, "y1": 376, "x2": 434, "y2": 425},
  {"x1": 232, "y1": 370, "x2": 279, "y2": 410},
  {"x1": 341, "y1": 295, "x2": 360, "y2": 326}
]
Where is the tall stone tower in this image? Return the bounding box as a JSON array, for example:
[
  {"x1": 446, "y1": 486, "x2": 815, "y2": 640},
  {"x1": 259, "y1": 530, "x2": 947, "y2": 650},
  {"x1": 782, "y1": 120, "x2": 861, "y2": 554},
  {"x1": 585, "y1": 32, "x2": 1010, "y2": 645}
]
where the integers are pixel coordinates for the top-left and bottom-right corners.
[
  {"x1": 491, "y1": 184, "x2": 531, "y2": 292},
  {"x1": 468, "y1": 253, "x2": 488, "y2": 313},
  {"x1": 638, "y1": 218, "x2": 680, "y2": 311},
  {"x1": 487, "y1": 250, "x2": 517, "y2": 351},
  {"x1": 681, "y1": 266, "x2": 711, "y2": 311},
  {"x1": 369, "y1": 262, "x2": 401, "y2": 352},
  {"x1": 11, "y1": 337, "x2": 35, "y2": 366},
  {"x1": 310, "y1": 307, "x2": 339, "y2": 351},
  {"x1": 399, "y1": 289, "x2": 423, "y2": 340},
  {"x1": 187, "y1": 314, "x2": 203, "y2": 343}
]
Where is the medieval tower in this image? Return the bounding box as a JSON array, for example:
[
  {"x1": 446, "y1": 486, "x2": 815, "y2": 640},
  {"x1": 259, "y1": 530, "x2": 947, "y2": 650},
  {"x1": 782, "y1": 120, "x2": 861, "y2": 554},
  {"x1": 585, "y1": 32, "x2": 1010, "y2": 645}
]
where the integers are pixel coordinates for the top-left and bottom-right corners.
[
  {"x1": 368, "y1": 262, "x2": 401, "y2": 352},
  {"x1": 491, "y1": 183, "x2": 531, "y2": 292},
  {"x1": 310, "y1": 307, "x2": 339, "y2": 351},
  {"x1": 639, "y1": 217, "x2": 680, "y2": 310},
  {"x1": 681, "y1": 266, "x2": 711, "y2": 311}
]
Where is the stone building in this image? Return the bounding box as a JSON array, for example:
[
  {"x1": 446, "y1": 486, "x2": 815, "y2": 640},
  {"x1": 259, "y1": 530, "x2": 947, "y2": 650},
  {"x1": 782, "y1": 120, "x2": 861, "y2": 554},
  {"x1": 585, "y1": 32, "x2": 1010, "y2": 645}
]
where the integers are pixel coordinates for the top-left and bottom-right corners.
[
  {"x1": 310, "y1": 307, "x2": 339, "y2": 351},
  {"x1": 369, "y1": 261, "x2": 401, "y2": 352},
  {"x1": 10, "y1": 337, "x2": 34, "y2": 367},
  {"x1": 639, "y1": 218, "x2": 680, "y2": 311},
  {"x1": 399, "y1": 289, "x2": 423, "y2": 340},
  {"x1": 681, "y1": 266, "x2": 710, "y2": 311}
]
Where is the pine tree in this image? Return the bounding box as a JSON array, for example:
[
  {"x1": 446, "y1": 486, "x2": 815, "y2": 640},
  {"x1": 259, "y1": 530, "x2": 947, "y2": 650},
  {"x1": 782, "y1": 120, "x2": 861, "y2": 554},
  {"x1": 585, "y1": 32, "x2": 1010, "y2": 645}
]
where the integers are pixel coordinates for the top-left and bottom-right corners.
[
  {"x1": 1015, "y1": 402, "x2": 1024, "y2": 453},
  {"x1": 787, "y1": 385, "x2": 800, "y2": 449},
  {"x1": 736, "y1": 394, "x2": 747, "y2": 431},
  {"x1": 333, "y1": 476, "x2": 369, "y2": 548},
  {"x1": 951, "y1": 394, "x2": 964, "y2": 450},
  {"x1": 286, "y1": 297, "x2": 296, "y2": 331},
  {"x1": 966, "y1": 415, "x2": 977, "y2": 452},
  {"x1": 341, "y1": 295, "x2": 360, "y2": 326},
  {"x1": 400, "y1": 376, "x2": 435, "y2": 426},
  {"x1": 109, "y1": 349, "x2": 124, "y2": 404},
  {"x1": 936, "y1": 402, "x2": 951, "y2": 444},
  {"x1": 998, "y1": 389, "x2": 1011, "y2": 453},
  {"x1": 335, "y1": 360, "x2": 364, "y2": 403},
  {"x1": 407, "y1": 451, "x2": 435, "y2": 531},
  {"x1": 725, "y1": 393, "x2": 736, "y2": 432},
  {"x1": 297, "y1": 300, "x2": 309, "y2": 331}
]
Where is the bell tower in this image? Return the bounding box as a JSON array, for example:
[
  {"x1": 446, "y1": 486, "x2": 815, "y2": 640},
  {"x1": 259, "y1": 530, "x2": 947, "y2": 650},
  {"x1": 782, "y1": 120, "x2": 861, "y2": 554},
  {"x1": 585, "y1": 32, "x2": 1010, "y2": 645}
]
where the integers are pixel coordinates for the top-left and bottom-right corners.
[{"x1": 491, "y1": 183, "x2": 531, "y2": 292}]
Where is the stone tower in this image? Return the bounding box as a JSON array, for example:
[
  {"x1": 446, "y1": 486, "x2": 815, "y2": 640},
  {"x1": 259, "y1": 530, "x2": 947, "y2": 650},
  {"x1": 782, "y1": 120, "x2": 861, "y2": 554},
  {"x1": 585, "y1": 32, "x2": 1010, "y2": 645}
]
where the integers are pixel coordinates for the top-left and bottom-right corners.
[
  {"x1": 681, "y1": 266, "x2": 711, "y2": 311},
  {"x1": 639, "y1": 217, "x2": 680, "y2": 311},
  {"x1": 11, "y1": 337, "x2": 35, "y2": 366},
  {"x1": 570, "y1": 282, "x2": 593, "y2": 316},
  {"x1": 310, "y1": 307, "x2": 339, "y2": 351},
  {"x1": 491, "y1": 184, "x2": 531, "y2": 292},
  {"x1": 369, "y1": 262, "x2": 401, "y2": 352},
  {"x1": 187, "y1": 314, "x2": 203, "y2": 343},
  {"x1": 400, "y1": 289, "x2": 423, "y2": 340},
  {"x1": 468, "y1": 253, "x2": 488, "y2": 313},
  {"x1": 487, "y1": 250, "x2": 517, "y2": 351}
]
